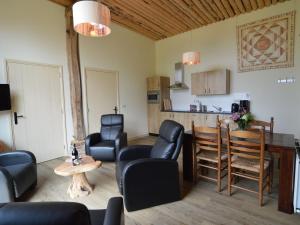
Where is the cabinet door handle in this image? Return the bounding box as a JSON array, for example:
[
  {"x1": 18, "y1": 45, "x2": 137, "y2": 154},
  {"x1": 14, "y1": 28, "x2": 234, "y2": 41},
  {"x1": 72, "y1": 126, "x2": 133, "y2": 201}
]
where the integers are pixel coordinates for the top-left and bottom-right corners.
[
  {"x1": 204, "y1": 89, "x2": 206, "y2": 94},
  {"x1": 208, "y1": 88, "x2": 211, "y2": 93}
]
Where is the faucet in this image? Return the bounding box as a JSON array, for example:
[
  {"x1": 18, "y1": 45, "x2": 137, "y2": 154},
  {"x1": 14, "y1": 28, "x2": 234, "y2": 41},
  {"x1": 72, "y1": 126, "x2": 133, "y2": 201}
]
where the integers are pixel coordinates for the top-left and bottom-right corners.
[{"x1": 212, "y1": 105, "x2": 222, "y2": 112}]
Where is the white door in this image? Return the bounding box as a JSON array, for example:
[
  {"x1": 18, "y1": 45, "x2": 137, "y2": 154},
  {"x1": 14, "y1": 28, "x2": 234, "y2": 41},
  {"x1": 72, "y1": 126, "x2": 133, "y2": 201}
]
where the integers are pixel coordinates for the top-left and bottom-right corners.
[
  {"x1": 85, "y1": 68, "x2": 119, "y2": 134},
  {"x1": 7, "y1": 61, "x2": 66, "y2": 163}
]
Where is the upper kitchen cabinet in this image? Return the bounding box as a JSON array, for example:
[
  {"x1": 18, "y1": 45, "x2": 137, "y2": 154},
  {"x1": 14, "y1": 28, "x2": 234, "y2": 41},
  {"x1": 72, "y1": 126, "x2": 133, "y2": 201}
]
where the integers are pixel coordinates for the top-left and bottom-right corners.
[
  {"x1": 147, "y1": 76, "x2": 161, "y2": 91},
  {"x1": 191, "y1": 69, "x2": 230, "y2": 96}
]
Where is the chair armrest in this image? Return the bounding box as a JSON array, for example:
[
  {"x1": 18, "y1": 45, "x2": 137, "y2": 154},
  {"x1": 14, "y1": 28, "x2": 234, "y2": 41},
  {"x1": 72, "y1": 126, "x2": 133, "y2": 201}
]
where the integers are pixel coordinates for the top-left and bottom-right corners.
[
  {"x1": 85, "y1": 133, "x2": 101, "y2": 154},
  {"x1": 103, "y1": 197, "x2": 124, "y2": 225},
  {"x1": 115, "y1": 132, "x2": 128, "y2": 156},
  {"x1": 122, "y1": 159, "x2": 180, "y2": 211},
  {"x1": 0, "y1": 167, "x2": 14, "y2": 203},
  {"x1": 0, "y1": 150, "x2": 36, "y2": 166},
  {"x1": 118, "y1": 145, "x2": 153, "y2": 161},
  {"x1": 0, "y1": 202, "x2": 91, "y2": 225}
]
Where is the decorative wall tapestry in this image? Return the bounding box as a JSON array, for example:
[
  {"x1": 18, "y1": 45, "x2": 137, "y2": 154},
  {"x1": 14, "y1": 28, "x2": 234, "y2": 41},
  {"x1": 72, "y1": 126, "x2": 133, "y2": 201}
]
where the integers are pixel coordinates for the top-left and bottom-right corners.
[{"x1": 237, "y1": 11, "x2": 295, "y2": 73}]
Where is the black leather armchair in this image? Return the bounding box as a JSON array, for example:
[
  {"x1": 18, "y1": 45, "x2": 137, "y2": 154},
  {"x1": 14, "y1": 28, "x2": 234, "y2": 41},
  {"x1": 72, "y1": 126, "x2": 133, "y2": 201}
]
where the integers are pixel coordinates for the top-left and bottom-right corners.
[
  {"x1": 116, "y1": 120, "x2": 184, "y2": 211},
  {"x1": 0, "y1": 150, "x2": 37, "y2": 203},
  {"x1": 86, "y1": 114, "x2": 127, "y2": 161},
  {"x1": 0, "y1": 197, "x2": 124, "y2": 225}
]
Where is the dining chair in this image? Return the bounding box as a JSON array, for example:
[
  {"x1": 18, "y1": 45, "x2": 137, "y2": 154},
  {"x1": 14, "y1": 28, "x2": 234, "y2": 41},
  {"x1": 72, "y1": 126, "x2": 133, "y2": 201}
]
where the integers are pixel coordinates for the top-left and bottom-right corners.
[
  {"x1": 227, "y1": 128, "x2": 272, "y2": 206},
  {"x1": 249, "y1": 117, "x2": 274, "y2": 133},
  {"x1": 192, "y1": 121, "x2": 227, "y2": 192},
  {"x1": 249, "y1": 117, "x2": 275, "y2": 183}
]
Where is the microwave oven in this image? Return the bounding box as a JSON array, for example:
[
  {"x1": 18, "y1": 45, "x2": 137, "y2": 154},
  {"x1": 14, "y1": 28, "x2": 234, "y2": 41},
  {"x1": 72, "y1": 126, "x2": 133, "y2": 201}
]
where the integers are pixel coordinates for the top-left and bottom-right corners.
[{"x1": 147, "y1": 91, "x2": 160, "y2": 104}]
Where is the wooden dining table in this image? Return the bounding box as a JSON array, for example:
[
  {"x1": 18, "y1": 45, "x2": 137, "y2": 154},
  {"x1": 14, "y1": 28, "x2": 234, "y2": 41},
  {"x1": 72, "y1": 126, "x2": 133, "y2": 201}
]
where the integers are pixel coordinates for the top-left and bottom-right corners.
[{"x1": 182, "y1": 130, "x2": 296, "y2": 214}]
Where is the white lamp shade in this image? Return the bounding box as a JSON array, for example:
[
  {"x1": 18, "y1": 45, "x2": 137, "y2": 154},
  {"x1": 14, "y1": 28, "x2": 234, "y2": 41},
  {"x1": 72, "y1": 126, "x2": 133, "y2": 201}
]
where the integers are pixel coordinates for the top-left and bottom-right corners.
[
  {"x1": 72, "y1": 1, "x2": 111, "y2": 37},
  {"x1": 182, "y1": 51, "x2": 200, "y2": 65}
]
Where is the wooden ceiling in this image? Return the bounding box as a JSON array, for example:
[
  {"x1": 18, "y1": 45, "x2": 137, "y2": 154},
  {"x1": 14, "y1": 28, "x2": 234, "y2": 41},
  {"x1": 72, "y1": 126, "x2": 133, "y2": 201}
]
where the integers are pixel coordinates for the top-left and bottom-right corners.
[{"x1": 50, "y1": 0, "x2": 288, "y2": 40}]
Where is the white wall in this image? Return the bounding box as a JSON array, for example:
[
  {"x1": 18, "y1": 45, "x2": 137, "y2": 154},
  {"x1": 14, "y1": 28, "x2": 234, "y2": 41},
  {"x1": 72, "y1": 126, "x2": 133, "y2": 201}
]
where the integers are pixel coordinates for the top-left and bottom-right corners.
[
  {"x1": 155, "y1": 0, "x2": 300, "y2": 138},
  {"x1": 0, "y1": 0, "x2": 155, "y2": 149},
  {"x1": 79, "y1": 24, "x2": 155, "y2": 139},
  {"x1": 0, "y1": 0, "x2": 73, "y2": 148}
]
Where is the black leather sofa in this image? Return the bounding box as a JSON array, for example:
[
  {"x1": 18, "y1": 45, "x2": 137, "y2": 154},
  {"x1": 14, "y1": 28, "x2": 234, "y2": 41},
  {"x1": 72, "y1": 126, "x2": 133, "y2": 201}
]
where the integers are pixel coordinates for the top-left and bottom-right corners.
[
  {"x1": 86, "y1": 114, "x2": 128, "y2": 161},
  {"x1": 0, "y1": 197, "x2": 124, "y2": 225},
  {"x1": 0, "y1": 150, "x2": 37, "y2": 203},
  {"x1": 116, "y1": 120, "x2": 184, "y2": 211}
]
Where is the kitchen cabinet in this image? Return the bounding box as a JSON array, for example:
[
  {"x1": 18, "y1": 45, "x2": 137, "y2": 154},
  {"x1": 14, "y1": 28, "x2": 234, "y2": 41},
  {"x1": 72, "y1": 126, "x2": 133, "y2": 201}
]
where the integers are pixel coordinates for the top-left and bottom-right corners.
[
  {"x1": 147, "y1": 76, "x2": 170, "y2": 134},
  {"x1": 191, "y1": 69, "x2": 230, "y2": 96},
  {"x1": 147, "y1": 76, "x2": 161, "y2": 91}
]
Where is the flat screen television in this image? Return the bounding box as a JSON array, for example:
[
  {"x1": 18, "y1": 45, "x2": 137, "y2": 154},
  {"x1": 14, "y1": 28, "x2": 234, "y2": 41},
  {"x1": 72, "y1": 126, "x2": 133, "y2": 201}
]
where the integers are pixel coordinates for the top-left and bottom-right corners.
[{"x1": 0, "y1": 84, "x2": 11, "y2": 111}]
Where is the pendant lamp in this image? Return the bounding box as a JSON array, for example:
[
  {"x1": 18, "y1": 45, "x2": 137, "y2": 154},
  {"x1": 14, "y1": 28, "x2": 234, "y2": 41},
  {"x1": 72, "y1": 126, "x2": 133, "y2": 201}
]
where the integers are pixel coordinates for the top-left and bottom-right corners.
[
  {"x1": 72, "y1": 0, "x2": 111, "y2": 37},
  {"x1": 182, "y1": 27, "x2": 200, "y2": 65}
]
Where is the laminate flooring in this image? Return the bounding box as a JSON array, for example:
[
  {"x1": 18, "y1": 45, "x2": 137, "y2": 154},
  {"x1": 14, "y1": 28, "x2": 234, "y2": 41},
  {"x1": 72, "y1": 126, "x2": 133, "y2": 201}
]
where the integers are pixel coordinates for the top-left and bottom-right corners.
[{"x1": 24, "y1": 136, "x2": 300, "y2": 225}]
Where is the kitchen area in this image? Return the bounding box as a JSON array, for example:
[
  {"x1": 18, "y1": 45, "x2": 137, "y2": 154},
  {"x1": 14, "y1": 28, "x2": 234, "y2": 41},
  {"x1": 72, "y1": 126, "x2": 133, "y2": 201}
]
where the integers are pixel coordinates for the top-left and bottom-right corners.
[{"x1": 147, "y1": 62, "x2": 250, "y2": 134}]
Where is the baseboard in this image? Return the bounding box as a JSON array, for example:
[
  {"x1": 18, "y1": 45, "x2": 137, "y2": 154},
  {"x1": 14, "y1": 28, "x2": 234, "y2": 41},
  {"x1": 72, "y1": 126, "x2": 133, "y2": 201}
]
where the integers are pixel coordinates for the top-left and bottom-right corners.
[{"x1": 128, "y1": 133, "x2": 149, "y2": 141}]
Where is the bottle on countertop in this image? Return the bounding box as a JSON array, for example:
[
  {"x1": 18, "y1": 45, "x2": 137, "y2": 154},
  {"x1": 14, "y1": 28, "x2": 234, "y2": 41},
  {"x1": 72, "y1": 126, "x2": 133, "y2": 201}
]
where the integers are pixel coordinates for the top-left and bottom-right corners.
[{"x1": 71, "y1": 144, "x2": 78, "y2": 166}]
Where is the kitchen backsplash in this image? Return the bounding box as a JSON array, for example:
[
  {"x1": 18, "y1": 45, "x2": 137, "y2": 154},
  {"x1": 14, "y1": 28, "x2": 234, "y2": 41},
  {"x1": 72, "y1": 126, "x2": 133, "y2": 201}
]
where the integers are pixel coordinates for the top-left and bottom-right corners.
[{"x1": 170, "y1": 91, "x2": 250, "y2": 112}]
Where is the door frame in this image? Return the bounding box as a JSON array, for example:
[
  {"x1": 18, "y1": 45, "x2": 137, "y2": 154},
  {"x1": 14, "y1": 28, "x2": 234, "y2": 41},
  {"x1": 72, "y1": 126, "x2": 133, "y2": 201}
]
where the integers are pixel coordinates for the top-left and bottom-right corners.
[
  {"x1": 5, "y1": 59, "x2": 68, "y2": 155},
  {"x1": 83, "y1": 67, "x2": 120, "y2": 134}
]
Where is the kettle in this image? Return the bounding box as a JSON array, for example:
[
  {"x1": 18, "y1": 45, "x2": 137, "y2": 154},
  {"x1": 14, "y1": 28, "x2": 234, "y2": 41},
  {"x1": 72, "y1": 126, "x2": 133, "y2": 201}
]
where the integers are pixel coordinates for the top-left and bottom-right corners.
[{"x1": 231, "y1": 103, "x2": 239, "y2": 113}]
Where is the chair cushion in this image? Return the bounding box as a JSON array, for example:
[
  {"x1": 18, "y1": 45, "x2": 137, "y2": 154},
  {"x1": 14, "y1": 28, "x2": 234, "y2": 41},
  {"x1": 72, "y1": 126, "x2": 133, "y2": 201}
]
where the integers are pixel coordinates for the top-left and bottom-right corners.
[
  {"x1": 198, "y1": 151, "x2": 228, "y2": 163},
  {"x1": 89, "y1": 209, "x2": 106, "y2": 225},
  {"x1": 116, "y1": 160, "x2": 131, "y2": 193},
  {"x1": 150, "y1": 138, "x2": 175, "y2": 159},
  {"x1": 101, "y1": 115, "x2": 124, "y2": 141},
  {"x1": 4, "y1": 163, "x2": 36, "y2": 198},
  {"x1": 89, "y1": 141, "x2": 115, "y2": 161},
  {"x1": 231, "y1": 157, "x2": 270, "y2": 173}
]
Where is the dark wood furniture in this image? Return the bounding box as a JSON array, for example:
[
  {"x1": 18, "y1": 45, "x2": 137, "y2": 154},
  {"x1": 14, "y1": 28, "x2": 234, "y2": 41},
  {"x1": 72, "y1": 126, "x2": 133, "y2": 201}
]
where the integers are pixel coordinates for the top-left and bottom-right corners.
[
  {"x1": 227, "y1": 128, "x2": 271, "y2": 206},
  {"x1": 192, "y1": 123, "x2": 227, "y2": 192},
  {"x1": 183, "y1": 130, "x2": 296, "y2": 214}
]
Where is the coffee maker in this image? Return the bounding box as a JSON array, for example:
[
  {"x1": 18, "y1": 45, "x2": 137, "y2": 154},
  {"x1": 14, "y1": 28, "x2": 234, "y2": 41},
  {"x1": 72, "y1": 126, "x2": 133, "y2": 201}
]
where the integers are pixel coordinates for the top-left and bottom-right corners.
[{"x1": 239, "y1": 100, "x2": 250, "y2": 113}]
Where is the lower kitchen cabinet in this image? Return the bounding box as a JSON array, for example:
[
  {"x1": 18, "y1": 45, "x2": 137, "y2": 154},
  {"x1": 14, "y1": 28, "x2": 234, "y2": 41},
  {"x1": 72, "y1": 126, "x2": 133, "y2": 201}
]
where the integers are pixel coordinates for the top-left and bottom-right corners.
[{"x1": 154, "y1": 112, "x2": 231, "y2": 134}]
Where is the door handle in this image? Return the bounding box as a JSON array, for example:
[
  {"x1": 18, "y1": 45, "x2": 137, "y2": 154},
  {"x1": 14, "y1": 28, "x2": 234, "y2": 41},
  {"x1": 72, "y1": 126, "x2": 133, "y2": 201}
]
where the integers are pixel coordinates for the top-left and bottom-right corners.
[
  {"x1": 14, "y1": 112, "x2": 24, "y2": 125},
  {"x1": 113, "y1": 106, "x2": 118, "y2": 114}
]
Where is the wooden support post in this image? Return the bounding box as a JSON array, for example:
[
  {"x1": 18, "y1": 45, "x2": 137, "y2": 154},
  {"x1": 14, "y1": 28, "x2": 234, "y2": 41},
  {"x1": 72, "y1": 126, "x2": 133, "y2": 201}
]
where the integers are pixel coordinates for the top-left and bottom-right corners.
[{"x1": 65, "y1": 7, "x2": 85, "y2": 141}]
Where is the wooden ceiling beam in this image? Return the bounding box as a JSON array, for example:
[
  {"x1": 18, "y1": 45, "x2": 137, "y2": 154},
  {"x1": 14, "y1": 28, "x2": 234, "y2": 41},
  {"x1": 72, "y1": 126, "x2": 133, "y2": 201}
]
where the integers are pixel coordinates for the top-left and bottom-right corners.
[
  {"x1": 172, "y1": 0, "x2": 206, "y2": 26},
  {"x1": 228, "y1": 0, "x2": 241, "y2": 15},
  {"x1": 199, "y1": 0, "x2": 219, "y2": 20},
  {"x1": 123, "y1": 0, "x2": 186, "y2": 34},
  {"x1": 159, "y1": 0, "x2": 199, "y2": 29},
  {"x1": 191, "y1": 0, "x2": 218, "y2": 23},
  {"x1": 221, "y1": 0, "x2": 235, "y2": 17},
  {"x1": 242, "y1": 0, "x2": 253, "y2": 12},
  {"x1": 49, "y1": 0, "x2": 289, "y2": 40},
  {"x1": 264, "y1": 0, "x2": 272, "y2": 6},
  {"x1": 257, "y1": 0, "x2": 265, "y2": 8},
  {"x1": 249, "y1": 0, "x2": 258, "y2": 9},
  {"x1": 213, "y1": 0, "x2": 230, "y2": 18},
  {"x1": 49, "y1": 0, "x2": 73, "y2": 7},
  {"x1": 153, "y1": 0, "x2": 194, "y2": 30},
  {"x1": 205, "y1": 0, "x2": 226, "y2": 20},
  {"x1": 103, "y1": 0, "x2": 175, "y2": 37}
]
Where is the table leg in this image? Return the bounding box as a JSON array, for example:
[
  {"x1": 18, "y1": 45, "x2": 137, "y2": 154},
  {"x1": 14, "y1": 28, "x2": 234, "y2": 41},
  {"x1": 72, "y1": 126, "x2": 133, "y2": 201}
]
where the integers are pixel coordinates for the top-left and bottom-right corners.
[
  {"x1": 278, "y1": 149, "x2": 295, "y2": 214},
  {"x1": 67, "y1": 173, "x2": 94, "y2": 198},
  {"x1": 183, "y1": 133, "x2": 194, "y2": 182}
]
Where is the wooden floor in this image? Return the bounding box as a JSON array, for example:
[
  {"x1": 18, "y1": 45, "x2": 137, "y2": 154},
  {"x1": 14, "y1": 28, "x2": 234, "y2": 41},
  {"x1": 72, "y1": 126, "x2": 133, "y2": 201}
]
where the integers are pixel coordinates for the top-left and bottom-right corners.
[{"x1": 24, "y1": 136, "x2": 300, "y2": 225}]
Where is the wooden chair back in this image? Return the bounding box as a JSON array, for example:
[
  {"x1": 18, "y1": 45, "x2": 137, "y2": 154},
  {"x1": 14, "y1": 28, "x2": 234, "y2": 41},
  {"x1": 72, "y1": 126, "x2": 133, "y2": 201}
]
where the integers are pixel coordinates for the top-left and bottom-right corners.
[
  {"x1": 249, "y1": 117, "x2": 274, "y2": 133},
  {"x1": 192, "y1": 121, "x2": 222, "y2": 156},
  {"x1": 227, "y1": 128, "x2": 265, "y2": 171}
]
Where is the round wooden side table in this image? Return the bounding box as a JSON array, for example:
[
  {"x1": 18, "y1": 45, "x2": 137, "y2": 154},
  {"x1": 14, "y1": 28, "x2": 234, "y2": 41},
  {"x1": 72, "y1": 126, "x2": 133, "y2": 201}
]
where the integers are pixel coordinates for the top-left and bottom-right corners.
[{"x1": 54, "y1": 155, "x2": 101, "y2": 198}]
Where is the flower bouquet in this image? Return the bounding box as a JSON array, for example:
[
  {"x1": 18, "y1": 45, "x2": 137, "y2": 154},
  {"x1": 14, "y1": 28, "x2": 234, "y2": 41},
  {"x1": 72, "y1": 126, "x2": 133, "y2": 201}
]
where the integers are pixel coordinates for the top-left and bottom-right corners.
[{"x1": 231, "y1": 112, "x2": 254, "y2": 130}]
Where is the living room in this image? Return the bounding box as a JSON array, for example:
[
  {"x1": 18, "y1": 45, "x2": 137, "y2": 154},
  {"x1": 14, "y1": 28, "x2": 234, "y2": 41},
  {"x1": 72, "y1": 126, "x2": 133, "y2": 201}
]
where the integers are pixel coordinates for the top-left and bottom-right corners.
[{"x1": 0, "y1": 0, "x2": 299, "y2": 224}]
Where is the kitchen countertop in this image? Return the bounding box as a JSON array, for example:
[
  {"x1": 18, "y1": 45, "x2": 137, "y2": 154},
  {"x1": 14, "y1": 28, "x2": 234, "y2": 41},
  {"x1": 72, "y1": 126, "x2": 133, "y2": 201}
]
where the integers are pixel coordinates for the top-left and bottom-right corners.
[{"x1": 161, "y1": 110, "x2": 232, "y2": 115}]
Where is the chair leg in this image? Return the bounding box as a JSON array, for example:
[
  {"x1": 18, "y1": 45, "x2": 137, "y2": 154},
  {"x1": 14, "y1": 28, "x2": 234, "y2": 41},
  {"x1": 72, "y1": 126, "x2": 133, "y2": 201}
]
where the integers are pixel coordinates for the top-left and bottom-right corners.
[
  {"x1": 228, "y1": 165, "x2": 232, "y2": 196},
  {"x1": 217, "y1": 163, "x2": 221, "y2": 192},
  {"x1": 259, "y1": 176, "x2": 263, "y2": 206}
]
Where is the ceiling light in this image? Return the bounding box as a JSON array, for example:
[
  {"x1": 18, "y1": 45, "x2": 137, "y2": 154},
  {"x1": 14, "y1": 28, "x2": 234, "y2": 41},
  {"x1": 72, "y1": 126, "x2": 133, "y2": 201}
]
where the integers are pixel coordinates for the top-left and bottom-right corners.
[
  {"x1": 182, "y1": 51, "x2": 200, "y2": 65},
  {"x1": 72, "y1": 1, "x2": 111, "y2": 37}
]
